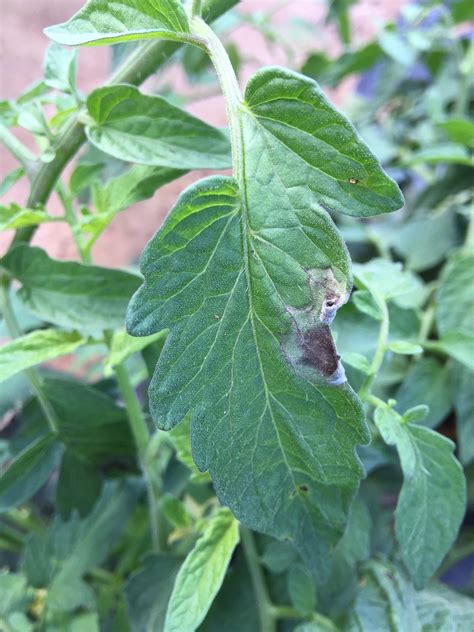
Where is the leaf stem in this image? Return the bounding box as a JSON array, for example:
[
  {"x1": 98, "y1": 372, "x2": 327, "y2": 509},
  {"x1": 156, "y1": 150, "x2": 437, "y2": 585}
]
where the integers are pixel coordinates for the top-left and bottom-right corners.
[
  {"x1": 0, "y1": 123, "x2": 37, "y2": 171},
  {"x1": 191, "y1": 16, "x2": 244, "y2": 181},
  {"x1": 240, "y1": 526, "x2": 276, "y2": 632},
  {"x1": 0, "y1": 279, "x2": 60, "y2": 434},
  {"x1": 359, "y1": 292, "x2": 389, "y2": 402}
]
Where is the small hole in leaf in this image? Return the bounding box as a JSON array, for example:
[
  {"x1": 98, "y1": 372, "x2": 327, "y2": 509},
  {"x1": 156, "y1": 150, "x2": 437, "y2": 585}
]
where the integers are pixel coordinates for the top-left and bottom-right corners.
[
  {"x1": 298, "y1": 484, "x2": 309, "y2": 493},
  {"x1": 348, "y1": 177, "x2": 359, "y2": 184}
]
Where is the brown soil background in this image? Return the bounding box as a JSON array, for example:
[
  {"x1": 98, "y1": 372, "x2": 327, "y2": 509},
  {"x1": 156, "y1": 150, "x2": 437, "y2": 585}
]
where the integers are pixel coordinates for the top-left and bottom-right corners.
[{"x1": 1, "y1": 0, "x2": 404, "y2": 267}]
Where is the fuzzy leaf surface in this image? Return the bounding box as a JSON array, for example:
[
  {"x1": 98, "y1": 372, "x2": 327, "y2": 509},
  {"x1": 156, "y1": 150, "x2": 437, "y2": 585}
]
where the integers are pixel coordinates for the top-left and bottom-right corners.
[
  {"x1": 127, "y1": 67, "x2": 403, "y2": 575},
  {"x1": 44, "y1": 0, "x2": 190, "y2": 47},
  {"x1": 86, "y1": 85, "x2": 231, "y2": 169}
]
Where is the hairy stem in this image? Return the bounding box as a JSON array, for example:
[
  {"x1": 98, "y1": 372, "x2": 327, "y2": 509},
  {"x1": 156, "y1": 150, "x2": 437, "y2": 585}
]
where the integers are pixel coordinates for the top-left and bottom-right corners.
[
  {"x1": 0, "y1": 279, "x2": 60, "y2": 434},
  {"x1": 240, "y1": 526, "x2": 276, "y2": 632},
  {"x1": 192, "y1": 16, "x2": 244, "y2": 181}
]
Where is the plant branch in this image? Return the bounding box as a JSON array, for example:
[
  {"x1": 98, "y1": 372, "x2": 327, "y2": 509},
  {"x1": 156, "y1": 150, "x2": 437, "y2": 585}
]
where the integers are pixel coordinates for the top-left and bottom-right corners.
[
  {"x1": 240, "y1": 526, "x2": 276, "y2": 632},
  {"x1": 191, "y1": 0, "x2": 203, "y2": 18},
  {"x1": 0, "y1": 279, "x2": 60, "y2": 434}
]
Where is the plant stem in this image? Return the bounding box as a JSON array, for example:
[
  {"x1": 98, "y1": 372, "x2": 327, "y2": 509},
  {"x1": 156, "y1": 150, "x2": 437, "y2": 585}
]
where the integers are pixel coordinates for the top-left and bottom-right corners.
[
  {"x1": 56, "y1": 180, "x2": 91, "y2": 263},
  {"x1": 240, "y1": 526, "x2": 276, "y2": 632},
  {"x1": 112, "y1": 358, "x2": 160, "y2": 551},
  {"x1": 359, "y1": 292, "x2": 389, "y2": 402},
  {"x1": 0, "y1": 123, "x2": 36, "y2": 169},
  {"x1": 0, "y1": 279, "x2": 59, "y2": 434}
]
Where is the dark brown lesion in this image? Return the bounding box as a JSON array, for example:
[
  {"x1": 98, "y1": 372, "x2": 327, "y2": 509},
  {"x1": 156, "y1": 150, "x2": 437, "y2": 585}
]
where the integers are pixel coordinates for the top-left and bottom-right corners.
[{"x1": 299, "y1": 324, "x2": 340, "y2": 378}]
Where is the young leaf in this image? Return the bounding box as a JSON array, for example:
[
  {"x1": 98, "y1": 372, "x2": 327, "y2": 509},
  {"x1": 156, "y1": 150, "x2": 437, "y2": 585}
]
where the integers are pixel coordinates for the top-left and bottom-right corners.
[
  {"x1": 44, "y1": 0, "x2": 190, "y2": 47},
  {"x1": 386, "y1": 340, "x2": 423, "y2": 355},
  {"x1": 0, "y1": 329, "x2": 85, "y2": 384},
  {"x1": 0, "y1": 434, "x2": 62, "y2": 512},
  {"x1": 124, "y1": 555, "x2": 182, "y2": 632},
  {"x1": 374, "y1": 407, "x2": 466, "y2": 588},
  {"x1": 0, "y1": 204, "x2": 53, "y2": 231},
  {"x1": 85, "y1": 85, "x2": 231, "y2": 169},
  {"x1": 164, "y1": 509, "x2": 239, "y2": 632},
  {"x1": 44, "y1": 43, "x2": 77, "y2": 93},
  {"x1": 0, "y1": 573, "x2": 33, "y2": 632},
  {"x1": 1, "y1": 245, "x2": 141, "y2": 332},
  {"x1": 0, "y1": 167, "x2": 24, "y2": 197},
  {"x1": 128, "y1": 66, "x2": 403, "y2": 576}
]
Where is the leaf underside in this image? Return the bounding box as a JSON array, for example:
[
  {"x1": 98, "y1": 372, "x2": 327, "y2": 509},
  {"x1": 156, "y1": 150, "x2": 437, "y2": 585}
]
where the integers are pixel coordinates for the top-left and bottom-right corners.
[{"x1": 127, "y1": 67, "x2": 403, "y2": 576}]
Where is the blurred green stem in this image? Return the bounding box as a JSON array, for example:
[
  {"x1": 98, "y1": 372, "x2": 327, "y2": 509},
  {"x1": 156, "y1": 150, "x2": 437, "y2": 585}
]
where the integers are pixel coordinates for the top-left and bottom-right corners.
[
  {"x1": 56, "y1": 180, "x2": 91, "y2": 263},
  {"x1": 240, "y1": 526, "x2": 276, "y2": 632}
]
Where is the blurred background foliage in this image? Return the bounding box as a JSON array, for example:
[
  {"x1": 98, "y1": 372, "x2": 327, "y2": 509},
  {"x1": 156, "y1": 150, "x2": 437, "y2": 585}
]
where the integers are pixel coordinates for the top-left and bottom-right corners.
[{"x1": 1, "y1": 0, "x2": 473, "y2": 630}]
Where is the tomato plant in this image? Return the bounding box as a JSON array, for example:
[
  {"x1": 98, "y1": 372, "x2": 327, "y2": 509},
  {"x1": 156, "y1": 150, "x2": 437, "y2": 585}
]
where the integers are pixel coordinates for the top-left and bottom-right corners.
[{"x1": 1, "y1": 1, "x2": 473, "y2": 630}]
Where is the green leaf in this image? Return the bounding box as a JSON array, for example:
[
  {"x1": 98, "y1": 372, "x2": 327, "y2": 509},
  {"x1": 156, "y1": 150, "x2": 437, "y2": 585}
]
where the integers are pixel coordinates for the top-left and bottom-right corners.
[
  {"x1": 395, "y1": 357, "x2": 453, "y2": 428},
  {"x1": 386, "y1": 340, "x2": 423, "y2": 355},
  {"x1": 352, "y1": 290, "x2": 381, "y2": 320},
  {"x1": 0, "y1": 572, "x2": 33, "y2": 632},
  {"x1": 22, "y1": 481, "x2": 138, "y2": 612},
  {"x1": 261, "y1": 540, "x2": 297, "y2": 574},
  {"x1": 415, "y1": 583, "x2": 474, "y2": 631},
  {"x1": 164, "y1": 509, "x2": 239, "y2": 632},
  {"x1": 44, "y1": 0, "x2": 190, "y2": 47},
  {"x1": 1, "y1": 245, "x2": 141, "y2": 332},
  {"x1": 200, "y1": 549, "x2": 260, "y2": 632},
  {"x1": 391, "y1": 210, "x2": 461, "y2": 272},
  {"x1": 374, "y1": 407, "x2": 466, "y2": 588},
  {"x1": 160, "y1": 494, "x2": 192, "y2": 529},
  {"x1": 0, "y1": 204, "x2": 53, "y2": 231},
  {"x1": 124, "y1": 554, "x2": 182, "y2": 632},
  {"x1": 402, "y1": 405, "x2": 429, "y2": 424},
  {"x1": 348, "y1": 560, "x2": 421, "y2": 631},
  {"x1": 168, "y1": 414, "x2": 210, "y2": 484},
  {"x1": 104, "y1": 329, "x2": 167, "y2": 374},
  {"x1": 436, "y1": 252, "x2": 474, "y2": 339},
  {"x1": 434, "y1": 254, "x2": 474, "y2": 368},
  {"x1": 42, "y1": 378, "x2": 135, "y2": 464},
  {"x1": 69, "y1": 163, "x2": 104, "y2": 197},
  {"x1": 0, "y1": 329, "x2": 85, "y2": 384},
  {"x1": 438, "y1": 118, "x2": 474, "y2": 148},
  {"x1": 405, "y1": 143, "x2": 474, "y2": 167},
  {"x1": 342, "y1": 352, "x2": 371, "y2": 374},
  {"x1": 56, "y1": 451, "x2": 102, "y2": 519},
  {"x1": 353, "y1": 259, "x2": 421, "y2": 302},
  {"x1": 287, "y1": 564, "x2": 316, "y2": 616},
  {"x1": 92, "y1": 165, "x2": 185, "y2": 216},
  {"x1": 451, "y1": 362, "x2": 474, "y2": 465},
  {"x1": 44, "y1": 43, "x2": 77, "y2": 93},
  {"x1": 127, "y1": 66, "x2": 402, "y2": 574},
  {"x1": 85, "y1": 85, "x2": 231, "y2": 169},
  {"x1": 0, "y1": 434, "x2": 62, "y2": 512}
]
